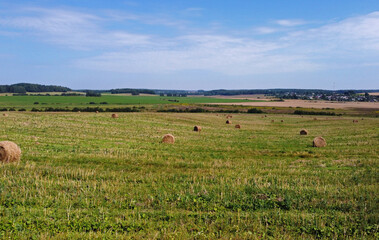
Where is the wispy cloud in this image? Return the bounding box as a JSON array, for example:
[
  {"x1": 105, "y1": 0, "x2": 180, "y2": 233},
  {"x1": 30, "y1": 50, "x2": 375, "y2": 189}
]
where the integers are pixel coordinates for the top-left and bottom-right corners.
[
  {"x1": 182, "y1": 7, "x2": 204, "y2": 16},
  {"x1": 275, "y1": 19, "x2": 308, "y2": 27},
  {"x1": 0, "y1": 7, "x2": 151, "y2": 49},
  {"x1": 1, "y1": 6, "x2": 378, "y2": 77},
  {"x1": 103, "y1": 10, "x2": 188, "y2": 28},
  {"x1": 284, "y1": 11, "x2": 379, "y2": 52},
  {"x1": 75, "y1": 11, "x2": 379, "y2": 74},
  {"x1": 75, "y1": 34, "x2": 318, "y2": 75},
  {"x1": 185, "y1": 8, "x2": 204, "y2": 12},
  {"x1": 254, "y1": 27, "x2": 279, "y2": 34},
  {"x1": 75, "y1": 50, "x2": 317, "y2": 75},
  {"x1": 0, "y1": 30, "x2": 20, "y2": 37}
]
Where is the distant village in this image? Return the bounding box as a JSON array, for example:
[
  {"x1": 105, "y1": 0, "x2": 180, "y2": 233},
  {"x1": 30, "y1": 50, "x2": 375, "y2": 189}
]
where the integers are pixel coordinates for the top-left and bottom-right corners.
[{"x1": 271, "y1": 91, "x2": 378, "y2": 102}]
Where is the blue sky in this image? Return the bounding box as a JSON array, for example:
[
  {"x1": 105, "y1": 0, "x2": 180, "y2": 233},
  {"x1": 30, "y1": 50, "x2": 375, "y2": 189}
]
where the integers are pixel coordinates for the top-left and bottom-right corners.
[{"x1": 0, "y1": 0, "x2": 379, "y2": 90}]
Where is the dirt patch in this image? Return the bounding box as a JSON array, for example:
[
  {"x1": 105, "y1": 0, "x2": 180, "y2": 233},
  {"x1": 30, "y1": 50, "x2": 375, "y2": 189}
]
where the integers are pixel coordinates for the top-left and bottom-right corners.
[{"x1": 207, "y1": 99, "x2": 379, "y2": 109}]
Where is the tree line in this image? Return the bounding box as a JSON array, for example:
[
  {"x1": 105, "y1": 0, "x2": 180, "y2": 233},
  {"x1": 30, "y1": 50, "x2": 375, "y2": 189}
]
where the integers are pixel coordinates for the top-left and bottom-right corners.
[
  {"x1": 110, "y1": 88, "x2": 155, "y2": 95},
  {"x1": 0, "y1": 83, "x2": 70, "y2": 93}
]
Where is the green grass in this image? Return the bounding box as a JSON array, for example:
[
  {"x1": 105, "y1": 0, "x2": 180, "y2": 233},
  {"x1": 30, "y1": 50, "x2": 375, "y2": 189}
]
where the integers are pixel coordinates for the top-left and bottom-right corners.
[
  {"x1": 0, "y1": 112, "x2": 378, "y2": 239},
  {"x1": 0, "y1": 95, "x2": 256, "y2": 109}
]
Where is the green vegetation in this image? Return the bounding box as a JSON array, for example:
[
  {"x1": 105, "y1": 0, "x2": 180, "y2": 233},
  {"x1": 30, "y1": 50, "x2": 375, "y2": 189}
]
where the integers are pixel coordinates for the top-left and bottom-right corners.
[
  {"x1": 0, "y1": 112, "x2": 378, "y2": 239},
  {"x1": 85, "y1": 91, "x2": 102, "y2": 97},
  {"x1": 294, "y1": 110, "x2": 337, "y2": 116},
  {"x1": 29, "y1": 107, "x2": 140, "y2": 113},
  {"x1": 0, "y1": 83, "x2": 70, "y2": 93},
  {"x1": 0, "y1": 95, "x2": 255, "y2": 110},
  {"x1": 247, "y1": 108, "x2": 264, "y2": 113},
  {"x1": 110, "y1": 88, "x2": 155, "y2": 95}
]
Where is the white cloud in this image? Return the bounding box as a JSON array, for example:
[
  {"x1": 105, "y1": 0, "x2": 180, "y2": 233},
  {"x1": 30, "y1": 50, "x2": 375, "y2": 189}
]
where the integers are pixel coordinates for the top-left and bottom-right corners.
[
  {"x1": 74, "y1": 11, "x2": 379, "y2": 75},
  {"x1": 315, "y1": 11, "x2": 379, "y2": 50},
  {"x1": 275, "y1": 19, "x2": 307, "y2": 27},
  {"x1": 74, "y1": 34, "x2": 318, "y2": 75},
  {"x1": 76, "y1": 50, "x2": 318, "y2": 75},
  {"x1": 254, "y1": 27, "x2": 279, "y2": 34},
  {"x1": 281, "y1": 11, "x2": 379, "y2": 57},
  {"x1": 0, "y1": 7, "x2": 151, "y2": 49},
  {"x1": 1, "y1": 7, "x2": 379, "y2": 78}
]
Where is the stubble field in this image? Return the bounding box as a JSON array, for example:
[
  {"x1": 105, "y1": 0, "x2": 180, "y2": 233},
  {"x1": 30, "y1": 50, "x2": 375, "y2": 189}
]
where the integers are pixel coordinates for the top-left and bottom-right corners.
[
  {"x1": 209, "y1": 99, "x2": 379, "y2": 110},
  {"x1": 0, "y1": 112, "x2": 378, "y2": 239}
]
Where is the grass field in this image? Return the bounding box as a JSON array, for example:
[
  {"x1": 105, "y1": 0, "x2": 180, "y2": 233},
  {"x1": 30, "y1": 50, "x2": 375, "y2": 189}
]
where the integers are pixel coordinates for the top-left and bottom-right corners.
[
  {"x1": 0, "y1": 95, "x2": 255, "y2": 109},
  {"x1": 0, "y1": 112, "x2": 378, "y2": 239}
]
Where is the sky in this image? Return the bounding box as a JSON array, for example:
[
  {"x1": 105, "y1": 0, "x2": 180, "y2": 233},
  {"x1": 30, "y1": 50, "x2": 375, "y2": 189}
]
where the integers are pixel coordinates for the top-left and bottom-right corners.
[{"x1": 0, "y1": 0, "x2": 379, "y2": 90}]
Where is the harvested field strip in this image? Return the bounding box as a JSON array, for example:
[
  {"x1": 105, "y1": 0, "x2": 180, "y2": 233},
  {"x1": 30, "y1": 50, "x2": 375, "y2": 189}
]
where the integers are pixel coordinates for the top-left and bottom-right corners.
[{"x1": 0, "y1": 112, "x2": 378, "y2": 239}]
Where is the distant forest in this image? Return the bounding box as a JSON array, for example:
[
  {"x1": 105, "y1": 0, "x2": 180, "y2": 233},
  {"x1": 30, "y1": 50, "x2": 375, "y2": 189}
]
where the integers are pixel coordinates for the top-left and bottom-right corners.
[
  {"x1": 0, "y1": 83, "x2": 378, "y2": 96},
  {"x1": 110, "y1": 88, "x2": 155, "y2": 95},
  {"x1": 0, "y1": 83, "x2": 70, "y2": 93}
]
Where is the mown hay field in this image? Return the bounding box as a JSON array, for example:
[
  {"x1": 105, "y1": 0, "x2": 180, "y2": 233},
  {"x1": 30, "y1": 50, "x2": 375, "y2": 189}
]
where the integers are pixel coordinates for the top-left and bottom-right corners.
[{"x1": 0, "y1": 112, "x2": 378, "y2": 239}]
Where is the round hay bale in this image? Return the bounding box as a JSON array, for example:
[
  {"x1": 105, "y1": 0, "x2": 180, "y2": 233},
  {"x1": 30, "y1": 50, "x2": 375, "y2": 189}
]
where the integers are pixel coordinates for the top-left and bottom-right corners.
[
  {"x1": 96, "y1": 111, "x2": 99, "y2": 113},
  {"x1": 194, "y1": 126, "x2": 202, "y2": 132},
  {"x1": 226, "y1": 120, "x2": 231, "y2": 124},
  {"x1": 162, "y1": 134, "x2": 175, "y2": 144},
  {"x1": 235, "y1": 124, "x2": 241, "y2": 129},
  {"x1": 313, "y1": 118, "x2": 317, "y2": 120},
  {"x1": 0, "y1": 141, "x2": 21, "y2": 163},
  {"x1": 281, "y1": 120, "x2": 284, "y2": 122},
  {"x1": 300, "y1": 129, "x2": 308, "y2": 135},
  {"x1": 112, "y1": 113, "x2": 118, "y2": 118},
  {"x1": 3, "y1": 113, "x2": 8, "y2": 117},
  {"x1": 313, "y1": 136, "x2": 326, "y2": 147}
]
